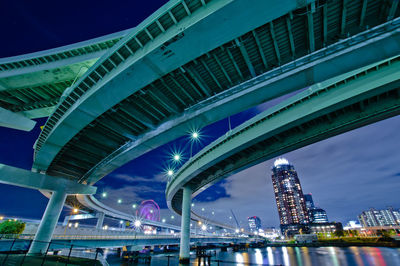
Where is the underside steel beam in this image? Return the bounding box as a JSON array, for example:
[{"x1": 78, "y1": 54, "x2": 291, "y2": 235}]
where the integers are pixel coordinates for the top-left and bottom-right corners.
[
  {"x1": 269, "y1": 22, "x2": 281, "y2": 64},
  {"x1": 235, "y1": 38, "x2": 256, "y2": 77}
]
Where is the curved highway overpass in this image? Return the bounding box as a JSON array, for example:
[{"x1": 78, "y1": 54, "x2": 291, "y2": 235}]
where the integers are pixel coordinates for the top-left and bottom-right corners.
[
  {"x1": 0, "y1": 30, "x2": 128, "y2": 119},
  {"x1": 33, "y1": 0, "x2": 400, "y2": 184},
  {"x1": 2, "y1": 0, "x2": 399, "y2": 257},
  {"x1": 166, "y1": 55, "x2": 400, "y2": 214}
]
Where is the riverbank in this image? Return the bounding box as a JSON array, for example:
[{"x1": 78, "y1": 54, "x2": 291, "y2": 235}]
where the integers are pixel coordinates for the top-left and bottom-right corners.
[{"x1": 263, "y1": 236, "x2": 400, "y2": 248}]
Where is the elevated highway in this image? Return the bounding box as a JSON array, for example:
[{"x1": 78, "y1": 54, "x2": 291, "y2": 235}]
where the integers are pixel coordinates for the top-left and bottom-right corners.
[
  {"x1": 166, "y1": 55, "x2": 400, "y2": 258},
  {"x1": 0, "y1": 234, "x2": 248, "y2": 251},
  {"x1": 0, "y1": 30, "x2": 128, "y2": 119},
  {"x1": 2, "y1": 0, "x2": 398, "y2": 258},
  {"x1": 33, "y1": 0, "x2": 400, "y2": 186}
]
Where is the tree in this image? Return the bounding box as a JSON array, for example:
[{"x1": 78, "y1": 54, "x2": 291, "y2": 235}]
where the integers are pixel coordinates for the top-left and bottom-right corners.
[
  {"x1": 333, "y1": 230, "x2": 344, "y2": 237},
  {"x1": 0, "y1": 220, "x2": 26, "y2": 234}
]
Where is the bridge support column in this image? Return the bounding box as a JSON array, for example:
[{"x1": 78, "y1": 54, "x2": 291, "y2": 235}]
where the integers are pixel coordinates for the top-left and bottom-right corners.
[
  {"x1": 96, "y1": 212, "x2": 105, "y2": 229},
  {"x1": 179, "y1": 186, "x2": 192, "y2": 264},
  {"x1": 28, "y1": 190, "x2": 67, "y2": 255}
]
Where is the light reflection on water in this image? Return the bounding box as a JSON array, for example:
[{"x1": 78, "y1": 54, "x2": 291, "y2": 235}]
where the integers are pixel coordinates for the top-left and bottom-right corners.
[{"x1": 107, "y1": 246, "x2": 400, "y2": 265}]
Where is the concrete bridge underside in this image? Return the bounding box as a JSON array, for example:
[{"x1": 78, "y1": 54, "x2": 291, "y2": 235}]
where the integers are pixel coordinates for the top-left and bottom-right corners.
[
  {"x1": 32, "y1": 0, "x2": 400, "y2": 213},
  {"x1": 166, "y1": 55, "x2": 400, "y2": 260}
]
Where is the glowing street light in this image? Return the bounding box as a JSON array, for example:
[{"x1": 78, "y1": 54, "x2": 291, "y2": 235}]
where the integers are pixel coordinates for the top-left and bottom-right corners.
[
  {"x1": 173, "y1": 153, "x2": 181, "y2": 162},
  {"x1": 102, "y1": 192, "x2": 107, "y2": 198},
  {"x1": 73, "y1": 208, "x2": 78, "y2": 214},
  {"x1": 132, "y1": 204, "x2": 137, "y2": 209},
  {"x1": 191, "y1": 131, "x2": 199, "y2": 139},
  {"x1": 212, "y1": 211, "x2": 215, "y2": 215},
  {"x1": 201, "y1": 208, "x2": 205, "y2": 211},
  {"x1": 134, "y1": 220, "x2": 142, "y2": 227},
  {"x1": 0, "y1": 216, "x2": 3, "y2": 220},
  {"x1": 74, "y1": 222, "x2": 79, "y2": 228},
  {"x1": 118, "y1": 199, "x2": 122, "y2": 204},
  {"x1": 162, "y1": 218, "x2": 166, "y2": 223},
  {"x1": 189, "y1": 129, "x2": 201, "y2": 158},
  {"x1": 167, "y1": 169, "x2": 174, "y2": 176},
  {"x1": 171, "y1": 215, "x2": 175, "y2": 219},
  {"x1": 235, "y1": 229, "x2": 240, "y2": 233},
  {"x1": 191, "y1": 203, "x2": 195, "y2": 207},
  {"x1": 201, "y1": 225, "x2": 207, "y2": 231}
]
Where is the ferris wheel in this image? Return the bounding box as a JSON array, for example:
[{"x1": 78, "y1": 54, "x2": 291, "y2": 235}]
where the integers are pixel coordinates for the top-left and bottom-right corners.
[{"x1": 136, "y1": 200, "x2": 160, "y2": 221}]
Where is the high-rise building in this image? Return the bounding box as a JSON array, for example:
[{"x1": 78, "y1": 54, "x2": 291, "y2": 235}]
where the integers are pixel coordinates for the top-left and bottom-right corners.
[
  {"x1": 310, "y1": 208, "x2": 329, "y2": 223},
  {"x1": 358, "y1": 207, "x2": 400, "y2": 227},
  {"x1": 304, "y1": 194, "x2": 315, "y2": 210},
  {"x1": 271, "y1": 158, "x2": 309, "y2": 235},
  {"x1": 248, "y1": 216, "x2": 261, "y2": 232}
]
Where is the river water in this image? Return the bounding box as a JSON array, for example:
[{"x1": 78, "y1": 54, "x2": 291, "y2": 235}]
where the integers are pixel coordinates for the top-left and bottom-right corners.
[{"x1": 106, "y1": 246, "x2": 400, "y2": 265}]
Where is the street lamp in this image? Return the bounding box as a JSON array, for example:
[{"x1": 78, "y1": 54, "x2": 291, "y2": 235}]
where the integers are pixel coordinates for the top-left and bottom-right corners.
[
  {"x1": 118, "y1": 199, "x2": 122, "y2": 204},
  {"x1": 173, "y1": 153, "x2": 181, "y2": 162},
  {"x1": 134, "y1": 220, "x2": 142, "y2": 228},
  {"x1": 73, "y1": 208, "x2": 78, "y2": 214},
  {"x1": 189, "y1": 130, "x2": 201, "y2": 158},
  {"x1": 102, "y1": 192, "x2": 107, "y2": 198}
]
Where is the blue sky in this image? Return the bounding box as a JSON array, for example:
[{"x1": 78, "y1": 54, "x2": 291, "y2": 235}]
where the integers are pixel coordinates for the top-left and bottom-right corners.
[{"x1": 0, "y1": 0, "x2": 399, "y2": 229}]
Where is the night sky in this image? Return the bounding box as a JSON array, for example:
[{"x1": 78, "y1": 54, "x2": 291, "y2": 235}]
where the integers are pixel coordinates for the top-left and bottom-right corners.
[{"x1": 1, "y1": 0, "x2": 399, "y2": 229}]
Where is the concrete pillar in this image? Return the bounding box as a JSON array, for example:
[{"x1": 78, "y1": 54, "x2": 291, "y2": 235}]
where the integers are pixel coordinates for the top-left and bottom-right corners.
[
  {"x1": 179, "y1": 186, "x2": 192, "y2": 264},
  {"x1": 28, "y1": 190, "x2": 67, "y2": 254},
  {"x1": 96, "y1": 212, "x2": 105, "y2": 229}
]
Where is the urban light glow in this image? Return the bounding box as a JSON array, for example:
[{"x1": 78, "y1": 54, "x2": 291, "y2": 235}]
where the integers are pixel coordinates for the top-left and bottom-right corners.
[
  {"x1": 171, "y1": 215, "x2": 175, "y2": 219},
  {"x1": 117, "y1": 199, "x2": 122, "y2": 204},
  {"x1": 73, "y1": 208, "x2": 78, "y2": 213},
  {"x1": 173, "y1": 154, "x2": 181, "y2": 161},
  {"x1": 201, "y1": 225, "x2": 207, "y2": 231},
  {"x1": 134, "y1": 220, "x2": 142, "y2": 227},
  {"x1": 162, "y1": 218, "x2": 166, "y2": 223},
  {"x1": 132, "y1": 204, "x2": 137, "y2": 208},
  {"x1": 102, "y1": 192, "x2": 107, "y2": 198},
  {"x1": 167, "y1": 169, "x2": 174, "y2": 176},
  {"x1": 274, "y1": 157, "x2": 289, "y2": 167},
  {"x1": 192, "y1": 131, "x2": 199, "y2": 139}
]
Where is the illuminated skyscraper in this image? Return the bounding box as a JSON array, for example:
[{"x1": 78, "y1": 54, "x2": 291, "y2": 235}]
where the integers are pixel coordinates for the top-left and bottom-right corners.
[
  {"x1": 271, "y1": 158, "x2": 309, "y2": 234},
  {"x1": 248, "y1": 216, "x2": 261, "y2": 232},
  {"x1": 304, "y1": 194, "x2": 315, "y2": 210}
]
